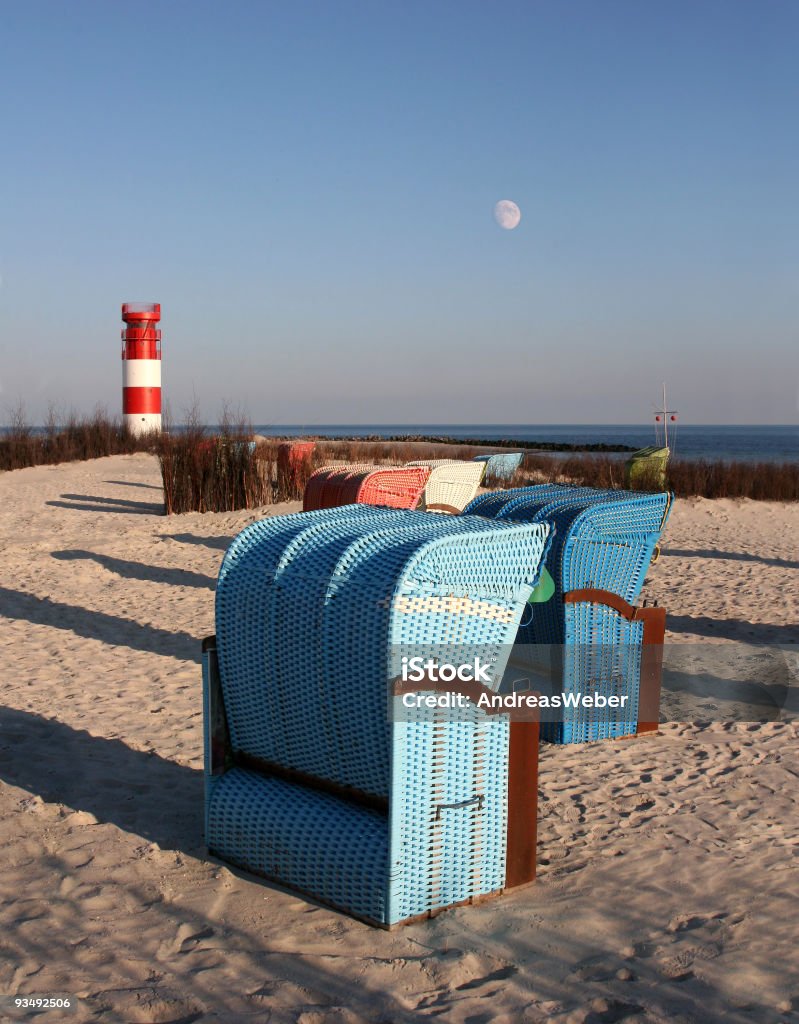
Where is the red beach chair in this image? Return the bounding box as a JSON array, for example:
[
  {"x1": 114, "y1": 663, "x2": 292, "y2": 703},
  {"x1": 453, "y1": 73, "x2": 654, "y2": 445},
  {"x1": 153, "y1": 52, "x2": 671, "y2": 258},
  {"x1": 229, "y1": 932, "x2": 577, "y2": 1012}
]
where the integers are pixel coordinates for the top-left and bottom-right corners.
[
  {"x1": 357, "y1": 466, "x2": 430, "y2": 508},
  {"x1": 277, "y1": 441, "x2": 316, "y2": 500},
  {"x1": 303, "y1": 465, "x2": 372, "y2": 511}
]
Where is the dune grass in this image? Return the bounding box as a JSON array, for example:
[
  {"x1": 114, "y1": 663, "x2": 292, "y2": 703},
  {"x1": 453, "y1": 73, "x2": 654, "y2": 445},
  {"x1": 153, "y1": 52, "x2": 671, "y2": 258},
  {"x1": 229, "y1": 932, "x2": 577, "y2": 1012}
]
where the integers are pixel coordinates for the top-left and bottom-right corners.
[
  {"x1": 512, "y1": 453, "x2": 799, "y2": 502},
  {"x1": 0, "y1": 403, "x2": 152, "y2": 471},
  {"x1": 3, "y1": 405, "x2": 797, "y2": 508}
]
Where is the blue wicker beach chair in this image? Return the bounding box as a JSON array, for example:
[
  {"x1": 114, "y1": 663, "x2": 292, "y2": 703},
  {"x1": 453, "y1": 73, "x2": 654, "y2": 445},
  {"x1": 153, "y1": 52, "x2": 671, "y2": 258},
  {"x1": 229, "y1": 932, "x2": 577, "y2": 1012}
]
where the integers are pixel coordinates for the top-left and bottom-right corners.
[
  {"x1": 465, "y1": 485, "x2": 672, "y2": 743},
  {"x1": 473, "y1": 452, "x2": 524, "y2": 485},
  {"x1": 494, "y1": 486, "x2": 671, "y2": 611},
  {"x1": 462, "y1": 485, "x2": 542, "y2": 517},
  {"x1": 204, "y1": 506, "x2": 550, "y2": 926}
]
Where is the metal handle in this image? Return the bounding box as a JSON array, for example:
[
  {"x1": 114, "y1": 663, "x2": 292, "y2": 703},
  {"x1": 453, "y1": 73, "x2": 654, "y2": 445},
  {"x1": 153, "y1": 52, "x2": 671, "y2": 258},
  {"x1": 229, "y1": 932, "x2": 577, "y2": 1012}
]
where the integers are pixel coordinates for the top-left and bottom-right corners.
[{"x1": 435, "y1": 795, "x2": 484, "y2": 820}]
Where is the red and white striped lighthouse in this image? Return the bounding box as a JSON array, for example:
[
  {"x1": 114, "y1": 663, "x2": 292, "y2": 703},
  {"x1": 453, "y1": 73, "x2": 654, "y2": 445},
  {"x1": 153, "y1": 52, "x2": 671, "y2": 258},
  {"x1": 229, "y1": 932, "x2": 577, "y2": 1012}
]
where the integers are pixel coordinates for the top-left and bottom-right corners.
[{"x1": 121, "y1": 302, "x2": 162, "y2": 435}]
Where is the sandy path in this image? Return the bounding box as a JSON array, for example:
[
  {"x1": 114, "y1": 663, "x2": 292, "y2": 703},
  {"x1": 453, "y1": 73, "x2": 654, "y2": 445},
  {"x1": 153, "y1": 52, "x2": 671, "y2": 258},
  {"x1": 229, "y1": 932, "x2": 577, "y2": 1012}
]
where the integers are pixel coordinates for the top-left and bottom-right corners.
[{"x1": 0, "y1": 454, "x2": 797, "y2": 1023}]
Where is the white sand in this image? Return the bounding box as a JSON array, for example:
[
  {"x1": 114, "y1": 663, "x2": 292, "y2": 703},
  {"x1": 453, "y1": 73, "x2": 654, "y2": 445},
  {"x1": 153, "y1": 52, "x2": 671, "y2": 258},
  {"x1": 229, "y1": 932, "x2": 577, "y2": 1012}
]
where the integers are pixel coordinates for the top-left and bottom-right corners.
[{"x1": 0, "y1": 454, "x2": 797, "y2": 1023}]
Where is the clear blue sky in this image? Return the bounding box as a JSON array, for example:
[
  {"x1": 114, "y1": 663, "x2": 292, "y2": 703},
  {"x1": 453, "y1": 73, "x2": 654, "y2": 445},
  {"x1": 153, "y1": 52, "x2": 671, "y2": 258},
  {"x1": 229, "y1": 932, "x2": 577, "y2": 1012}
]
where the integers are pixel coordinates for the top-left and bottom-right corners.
[{"x1": 1, "y1": 0, "x2": 797, "y2": 425}]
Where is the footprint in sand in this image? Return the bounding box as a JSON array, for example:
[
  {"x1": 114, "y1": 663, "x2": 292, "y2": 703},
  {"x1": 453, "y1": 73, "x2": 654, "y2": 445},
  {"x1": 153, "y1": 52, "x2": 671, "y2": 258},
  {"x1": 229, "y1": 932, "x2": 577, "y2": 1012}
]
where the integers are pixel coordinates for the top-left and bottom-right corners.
[
  {"x1": 666, "y1": 912, "x2": 721, "y2": 933},
  {"x1": 657, "y1": 948, "x2": 699, "y2": 980},
  {"x1": 91, "y1": 989, "x2": 203, "y2": 1024},
  {"x1": 155, "y1": 922, "x2": 216, "y2": 961}
]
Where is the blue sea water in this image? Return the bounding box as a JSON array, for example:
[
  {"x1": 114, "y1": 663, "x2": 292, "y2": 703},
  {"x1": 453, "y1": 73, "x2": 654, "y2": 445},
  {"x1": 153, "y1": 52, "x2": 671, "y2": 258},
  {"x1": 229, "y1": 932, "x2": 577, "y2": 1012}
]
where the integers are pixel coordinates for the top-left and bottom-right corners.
[
  {"x1": 6, "y1": 422, "x2": 796, "y2": 463},
  {"x1": 252, "y1": 424, "x2": 798, "y2": 464}
]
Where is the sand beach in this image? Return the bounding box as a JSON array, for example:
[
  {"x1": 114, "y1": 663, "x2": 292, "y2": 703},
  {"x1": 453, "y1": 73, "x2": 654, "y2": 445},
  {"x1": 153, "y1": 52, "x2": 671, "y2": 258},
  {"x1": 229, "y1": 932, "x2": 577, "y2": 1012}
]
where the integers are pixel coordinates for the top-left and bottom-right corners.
[{"x1": 1, "y1": 452, "x2": 797, "y2": 1023}]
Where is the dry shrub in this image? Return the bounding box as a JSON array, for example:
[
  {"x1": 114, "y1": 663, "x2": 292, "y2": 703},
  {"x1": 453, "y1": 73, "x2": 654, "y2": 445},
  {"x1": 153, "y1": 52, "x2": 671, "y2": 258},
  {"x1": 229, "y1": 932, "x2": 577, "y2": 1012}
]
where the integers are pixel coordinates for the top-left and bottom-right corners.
[
  {"x1": 508, "y1": 453, "x2": 799, "y2": 501},
  {"x1": 158, "y1": 405, "x2": 274, "y2": 514},
  {"x1": 666, "y1": 458, "x2": 799, "y2": 501},
  {"x1": 0, "y1": 401, "x2": 151, "y2": 471}
]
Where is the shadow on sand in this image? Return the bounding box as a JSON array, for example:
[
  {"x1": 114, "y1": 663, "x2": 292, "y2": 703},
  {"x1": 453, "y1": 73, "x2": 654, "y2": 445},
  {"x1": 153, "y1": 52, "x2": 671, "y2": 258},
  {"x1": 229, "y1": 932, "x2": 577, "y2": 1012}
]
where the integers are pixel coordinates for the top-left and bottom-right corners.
[
  {"x1": 51, "y1": 550, "x2": 216, "y2": 590},
  {"x1": 1, "y1": 709, "x2": 435, "y2": 1020},
  {"x1": 0, "y1": 586, "x2": 199, "y2": 661},
  {"x1": 667, "y1": 614, "x2": 797, "y2": 645},
  {"x1": 104, "y1": 479, "x2": 164, "y2": 491},
  {"x1": 47, "y1": 492, "x2": 165, "y2": 515},
  {"x1": 0, "y1": 704, "x2": 203, "y2": 854},
  {"x1": 662, "y1": 547, "x2": 799, "y2": 571},
  {"x1": 162, "y1": 533, "x2": 234, "y2": 551}
]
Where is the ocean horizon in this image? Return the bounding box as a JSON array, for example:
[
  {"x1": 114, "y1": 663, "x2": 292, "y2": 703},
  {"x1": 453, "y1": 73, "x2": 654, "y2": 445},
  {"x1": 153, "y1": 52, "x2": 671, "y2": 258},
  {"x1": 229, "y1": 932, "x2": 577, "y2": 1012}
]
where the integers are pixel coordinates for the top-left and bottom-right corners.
[
  {"x1": 249, "y1": 423, "x2": 798, "y2": 464},
  {"x1": 5, "y1": 421, "x2": 796, "y2": 463}
]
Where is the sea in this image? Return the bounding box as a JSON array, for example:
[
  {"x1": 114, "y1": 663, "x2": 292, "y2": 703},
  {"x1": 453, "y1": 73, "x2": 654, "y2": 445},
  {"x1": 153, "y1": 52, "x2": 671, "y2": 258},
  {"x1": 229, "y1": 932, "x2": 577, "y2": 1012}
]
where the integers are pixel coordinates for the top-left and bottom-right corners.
[{"x1": 251, "y1": 424, "x2": 798, "y2": 464}]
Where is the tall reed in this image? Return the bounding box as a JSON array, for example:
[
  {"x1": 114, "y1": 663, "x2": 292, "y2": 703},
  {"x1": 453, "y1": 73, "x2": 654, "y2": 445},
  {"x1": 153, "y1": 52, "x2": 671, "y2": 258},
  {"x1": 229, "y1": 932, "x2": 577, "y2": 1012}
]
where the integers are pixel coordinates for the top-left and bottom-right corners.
[
  {"x1": 0, "y1": 402, "x2": 152, "y2": 471},
  {"x1": 158, "y1": 406, "x2": 275, "y2": 514},
  {"x1": 510, "y1": 453, "x2": 799, "y2": 501}
]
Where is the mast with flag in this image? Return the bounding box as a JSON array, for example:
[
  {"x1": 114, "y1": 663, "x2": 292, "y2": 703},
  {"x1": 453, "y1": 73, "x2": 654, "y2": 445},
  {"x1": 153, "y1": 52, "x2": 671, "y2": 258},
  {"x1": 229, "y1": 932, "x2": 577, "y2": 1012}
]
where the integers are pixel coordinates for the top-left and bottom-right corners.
[{"x1": 654, "y1": 382, "x2": 678, "y2": 452}]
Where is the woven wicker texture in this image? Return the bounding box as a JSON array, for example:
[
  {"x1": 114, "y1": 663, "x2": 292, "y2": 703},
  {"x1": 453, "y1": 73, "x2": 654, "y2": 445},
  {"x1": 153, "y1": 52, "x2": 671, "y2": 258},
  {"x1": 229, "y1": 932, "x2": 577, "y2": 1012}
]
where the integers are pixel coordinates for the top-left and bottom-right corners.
[
  {"x1": 407, "y1": 460, "x2": 486, "y2": 513},
  {"x1": 216, "y1": 509, "x2": 550, "y2": 793},
  {"x1": 473, "y1": 452, "x2": 524, "y2": 483},
  {"x1": 463, "y1": 485, "x2": 544, "y2": 517},
  {"x1": 468, "y1": 485, "x2": 673, "y2": 744},
  {"x1": 209, "y1": 506, "x2": 550, "y2": 924},
  {"x1": 465, "y1": 484, "x2": 648, "y2": 518},
  {"x1": 494, "y1": 487, "x2": 672, "y2": 632},
  {"x1": 303, "y1": 465, "x2": 430, "y2": 511},
  {"x1": 357, "y1": 466, "x2": 430, "y2": 508},
  {"x1": 303, "y1": 464, "x2": 373, "y2": 511},
  {"x1": 326, "y1": 467, "x2": 372, "y2": 507},
  {"x1": 208, "y1": 767, "x2": 390, "y2": 922},
  {"x1": 547, "y1": 600, "x2": 644, "y2": 743},
  {"x1": 302, "y1": 467, "x2": 338, "y2": 511}
]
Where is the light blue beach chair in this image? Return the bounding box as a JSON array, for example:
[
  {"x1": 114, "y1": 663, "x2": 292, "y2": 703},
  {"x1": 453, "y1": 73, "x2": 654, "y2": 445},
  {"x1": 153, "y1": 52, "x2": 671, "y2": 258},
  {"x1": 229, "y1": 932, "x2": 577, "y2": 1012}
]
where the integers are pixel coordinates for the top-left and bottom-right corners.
[
  {"x1": 473, "y1": 452, "x2": 525, "y2": 485},
  {"x1": 464, "y1": 485, "x2": 673, "y2": 743},
  {"x1": 203, "y1": 506, "x2": 550, "y2": 926}
]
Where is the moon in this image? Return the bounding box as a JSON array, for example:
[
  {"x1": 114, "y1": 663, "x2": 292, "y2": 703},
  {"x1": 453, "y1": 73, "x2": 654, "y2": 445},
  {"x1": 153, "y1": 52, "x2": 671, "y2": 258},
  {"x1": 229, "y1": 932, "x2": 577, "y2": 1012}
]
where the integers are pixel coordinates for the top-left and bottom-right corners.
[{"x1": 494, "y1": 199, "x2": 521, "y2": 230}]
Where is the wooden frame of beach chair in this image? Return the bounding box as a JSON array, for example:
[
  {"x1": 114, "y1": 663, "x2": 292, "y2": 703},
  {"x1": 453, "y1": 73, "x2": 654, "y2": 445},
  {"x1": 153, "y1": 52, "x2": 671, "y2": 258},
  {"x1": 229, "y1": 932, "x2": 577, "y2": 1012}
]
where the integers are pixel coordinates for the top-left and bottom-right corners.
[
  {"x1": 561, "y1": 589, "x2": 666, "y2": 739},
  {"x1": 203, "y1": 506, "x2": 551, "y2": 926}
]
